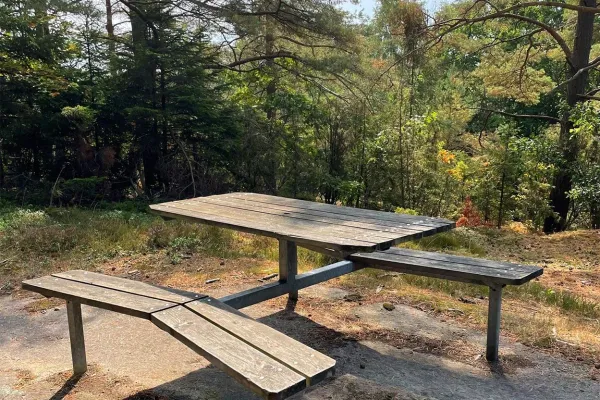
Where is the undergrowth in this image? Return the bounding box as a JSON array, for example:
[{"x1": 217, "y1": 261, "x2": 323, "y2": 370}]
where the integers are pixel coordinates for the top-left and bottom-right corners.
[{"x1": 1, "y1": 203, "x2": 598, "y2": 355}]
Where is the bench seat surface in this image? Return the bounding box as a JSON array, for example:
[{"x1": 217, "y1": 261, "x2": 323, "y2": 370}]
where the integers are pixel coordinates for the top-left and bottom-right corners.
[
  {"x1": 22, "y1": 271, "x2": 335, "y2": 400},
  {"x1": 350, "y1": 247, "x2": 543, "y2": 285}
]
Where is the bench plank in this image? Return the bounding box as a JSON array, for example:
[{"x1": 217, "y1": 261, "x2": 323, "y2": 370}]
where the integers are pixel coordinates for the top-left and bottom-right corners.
[
  {"x1": 53, "y1": 270, "x2": 205, "y2": 304},
  {"x1": 22, "y1": 276, "x2": 177, "y2": 319},
  {"x1": 350, "y1": 248, "x2": 542, "y2": 286},
  {"x1": 186, "y1": 298, "x2": 335, "y2": 385},
  {"x1": 151, "y1": 305, "x2": 306, "y2": 400}
]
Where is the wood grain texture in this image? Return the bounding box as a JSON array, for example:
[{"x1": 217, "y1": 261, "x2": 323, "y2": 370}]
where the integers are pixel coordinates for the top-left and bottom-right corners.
[
  {"x1": 149, "y1": 193, "x2": 455, "y2": 252},
  {"x1": 151, "y1": 305, "x2": 306, "y2": 399},
  {"x1": 186, "y1": 298, "x2": 335, "y2": 385},
  {"x1": 149, "y1": 203, "x2": 382, "y2": 252},
  {"x1": 349, "y1": 248, "x2": 542, "y2": 286},
  {"x1": 154, "y1": 201, "x2": 392, "y2": 243},
  {"x1": 229, "y1": 193, "x2": 454, "y2": 228},
  {"x1": 22, "y1": 276, "x2": 177, "y2": 319},
  {"x1": 188, "y1": 196, "x2": 418, "y2": 237},
  {"x1": 204, "y1": 195, "x2": 435, "y2": 233},
  {"x1": 53, "y1": 270, "x2": 205, "y2": 304}
]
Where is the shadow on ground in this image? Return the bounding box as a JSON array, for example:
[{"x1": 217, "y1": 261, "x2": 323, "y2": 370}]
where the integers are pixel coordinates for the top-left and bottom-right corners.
[{"x1": 121, "y1": 307, "x2": 598, "y2": 400}]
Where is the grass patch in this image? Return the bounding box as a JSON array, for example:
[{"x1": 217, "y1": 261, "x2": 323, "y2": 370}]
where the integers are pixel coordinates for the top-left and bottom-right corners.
[
  {"x1": 23, "y1": 298, "x2": 63, "y2": 313},
  {"x1": 401, "y1": 229, "x2": 487, "y2": 256},
  {"x1": 0, "y1": 203, "x2": 330, "y2": 284},
  {"x1": 341, "y1": 268, "x2": 600, "y2": 319}
]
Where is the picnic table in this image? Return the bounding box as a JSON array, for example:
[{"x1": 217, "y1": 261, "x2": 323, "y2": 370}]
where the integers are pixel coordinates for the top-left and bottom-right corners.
[
  {"x1": 23, "y1": 192, "x2": 543, "y2": 400},
  {"x1": 148, "y1": 193, "x2": 541, "y2": 361}
]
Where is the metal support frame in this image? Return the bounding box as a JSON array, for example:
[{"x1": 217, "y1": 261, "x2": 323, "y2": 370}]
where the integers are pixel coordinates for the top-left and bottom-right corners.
[
  {"x1": 486, "y1": 284, "x2": 504, "y2": 362},
  {"x1": 219, "y1": 239, "x2": 508, "y2": 361},
  {"x1": 220, "y1": 260, "x2": 358, "y2": 309},
  {"x1": 279, "y1": 239, "x2": 298, "y2": 301},
  {"x1": 67, "y1": 301, "x2": 87, "y2": 374}
]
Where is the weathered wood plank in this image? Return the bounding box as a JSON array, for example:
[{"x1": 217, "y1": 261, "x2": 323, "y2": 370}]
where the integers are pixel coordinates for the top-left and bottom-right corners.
[
  {"x1": 229, "y1": 193, "x2": 454, "y2": 228},
  {"x1": 53, "y1": 270, "x2": 205, "y2": 304},
  {"x1": 22, "y1": 276, "x2": 177, "y2": 319},
  {"x1": 209, "y1": 195, "x2": 436, "y2": 233},
  {"x1": 188, "y1": 197, "x2": 419, "y2": 238},
  {"x1": 149, "y1": 203, "x2": 384, "y2": 252},
  {"x1": 349, "y1": 249, "x2": 542, "y2": 286},
  {"x1": 382, "y1": 248, "x2": 541, "y2": 274},
  {"x1": 151, "y1": 305, "x2": 306, "y2": 400},
  {"x1": 162, "y1": 201, "x2": 398, "y2": 244},
  {"x1": 186, "y1": 298, "x2": 336, "y2": 385}
]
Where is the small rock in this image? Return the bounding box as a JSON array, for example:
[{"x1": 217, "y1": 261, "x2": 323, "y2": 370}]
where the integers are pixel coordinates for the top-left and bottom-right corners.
[
  {"x1": 342, "y1": 336, "x2": 357, "y2": 342},
  {"x1": 383, "y1": 302, "x2": 395, "y2": 311},
  {"x1": 205, "y1": 278, "x2": 220, "y2": 284},
  {"x1": 54, "y1": 308, "x2": 59, "y2": 311},
  {"x1": 111, "y1": 266, "x2": 116, "y2": 271},
  {"x1": 359, "y1": 363, "x2": 366, "y2": 369},
  {"x1": 196, "y1": 268, "x2": 203, "y2": 272},
  {"x1": 375, "y1": 285, "x2": 384, "y2": 294},
  {"x1": 458, "y1": 296, "x2": 476, "y2": 304},
  {"x1": 219, "y1": 260, "x2": 225, "y2": 266},
  {"x1": 41, "y1": 310, "x2": 46, "y2": 314},
  {"x1": 127, "y1": 270, "x2": 139, "y2": 275},
  {"x1": 260, "y1": 273, "x2": 278, "y2": 281},
  {"x1": 576, "y1": 356, "x2": 584, "y2": 361},
  {"x1": 595, "y1": 363, "x2": 600, "y2": 369},
  {"x1": 343, "y1": 293, "x2": 362, "y2": 302}
]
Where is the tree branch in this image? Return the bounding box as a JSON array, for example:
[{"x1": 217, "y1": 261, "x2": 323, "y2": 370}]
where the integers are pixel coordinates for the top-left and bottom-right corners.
[{"x1": 474, "y1": 107, "x2": 561, "y2": 123}]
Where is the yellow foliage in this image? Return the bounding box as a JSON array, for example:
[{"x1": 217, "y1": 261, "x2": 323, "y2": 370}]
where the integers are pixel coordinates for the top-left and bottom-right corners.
[
  {"x1": 438, "y1": 149, "x2": 455, "y2": 164},
  {"x1": 473, "y1": 49, "x2": 555, "y2": 105}
]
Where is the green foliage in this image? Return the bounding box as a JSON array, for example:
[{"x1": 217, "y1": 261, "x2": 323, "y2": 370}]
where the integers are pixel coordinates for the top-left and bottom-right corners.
[{"x1": 1, "y1": 0, "x2": 599, "y2": 231}]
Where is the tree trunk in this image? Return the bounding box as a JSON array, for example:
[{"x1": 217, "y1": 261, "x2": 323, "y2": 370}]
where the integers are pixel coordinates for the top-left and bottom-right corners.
[
  {"x1": 591, "y1": 202, "x2": 600, "y2": 229},
  {"x1": 0, "y1": 142, "x2": 4, "y2": 188},
  {"x1": 544, "y1": 0, "x2": 596, "y2": 233},
  {"x1": 129, "y1": 5, "x2": 161, "y2": 195},
  {"x1": 264, "y1": 10, "x2": 278, "y2": 194},
  {"x1": 105, "y1": 0, "x2": 115, "y2": 56}
]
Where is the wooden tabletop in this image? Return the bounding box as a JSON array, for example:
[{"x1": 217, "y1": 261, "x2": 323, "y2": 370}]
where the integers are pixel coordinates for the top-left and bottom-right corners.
[{"x1": 149, "y1": 193, "x2": 455, "y2": 253}]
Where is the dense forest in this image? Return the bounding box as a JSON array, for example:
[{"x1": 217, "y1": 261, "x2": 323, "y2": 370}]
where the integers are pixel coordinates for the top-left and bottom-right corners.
[{"x1": 1, "y1": 0, "x2": 599, "y2": 232}]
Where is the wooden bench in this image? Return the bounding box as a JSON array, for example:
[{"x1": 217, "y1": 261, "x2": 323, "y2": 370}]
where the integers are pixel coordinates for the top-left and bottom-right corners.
[
  {"x1": 22, "y1": 271, "x2": 335, "y2": 400},
  {"x1": 348, "y1": 247, "x2": 543, "y2": 361}
]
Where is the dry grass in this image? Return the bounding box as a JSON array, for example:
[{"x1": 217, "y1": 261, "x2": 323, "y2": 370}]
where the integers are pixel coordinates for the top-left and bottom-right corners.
[
  {"x1": 2, "y1": 203, "x2": 599, "y2": 365},
  {"x1": 23, "y1": 297, "x2": 64, "y2": 313}
]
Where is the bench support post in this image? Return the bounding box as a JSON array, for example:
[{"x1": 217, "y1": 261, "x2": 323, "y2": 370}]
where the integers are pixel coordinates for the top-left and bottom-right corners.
[
  {"x1": 279, "y1": 239, "x2": 298, "y2": 301},
  {"x1": 486, "y1": 285, "x2": 503, "y2": 362},
  {"x1": 67, "y1": 301, "x2": 87, "y2": 374}
]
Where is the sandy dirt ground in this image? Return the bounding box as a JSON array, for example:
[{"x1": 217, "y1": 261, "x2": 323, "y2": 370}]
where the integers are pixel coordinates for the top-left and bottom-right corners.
[{"x1": 1, "y1": 280, "x2": 599, "y2": 400}]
